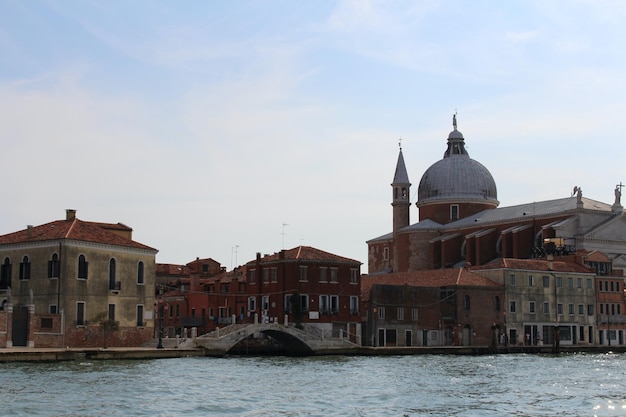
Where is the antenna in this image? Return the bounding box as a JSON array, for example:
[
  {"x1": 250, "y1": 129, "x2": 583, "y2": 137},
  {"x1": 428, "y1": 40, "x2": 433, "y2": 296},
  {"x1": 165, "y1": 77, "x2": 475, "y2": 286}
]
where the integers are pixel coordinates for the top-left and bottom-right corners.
[
  {"x1": 282, "y1": 223, "x2": 289, "y2": 249},
  {"x1": 231, "y1": 245, "x2": 239, "y2": 270}
]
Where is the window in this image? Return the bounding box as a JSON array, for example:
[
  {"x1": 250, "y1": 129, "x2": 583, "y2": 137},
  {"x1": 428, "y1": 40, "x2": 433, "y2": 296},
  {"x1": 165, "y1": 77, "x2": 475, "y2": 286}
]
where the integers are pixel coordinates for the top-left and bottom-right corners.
[
  {"x1": 271, "y1": 267, "x2": 277, "y2": 283},
  {"x1": 330, "y1": 295, "x2": 338, "y2": 314},
  {"x1": 463, "y1": 295, "x2": 471, "y2": 310},
  {"x1": 600, "y1": 304, "x2": 604, "y2": 314},
  {"x1": 137, "y1": 261, "x2": 144, "y2": 284},
  {"x1": 450, "y1": 204, "x2": 459, "y2": 221},
  {"x1": 0, "y1": 257, "x2": 11, "y2": 289},
  {"x1": 41, "y1": 318, "x2": 53, "y2": 329},
  {"x1": 383, "y1": 247, "x2": 389, "y2": 261},
  {"x1": 49, "y1": 305, "x2": 58, "y2": 314},
  {"x1": 319, "y1": 267, "x2": 327, "y2": 282},
  {"x1": 262, "y1": 296, "x2": 269, "y2": 311},
  {"x1": 248, "y1": 297, "x2": 256, "y2": 312},
  {"x1": 78, "y1": 255, "x2": 88, "y2": 279},
  {"x1": 568, "y1": 304, "x2": 574, "y2": 315},
  {"x1": 543, "y1": 302, "x2": 550, "y2": 314},
  {"x1": 543, "y1": 276, "x2": 550, "y2": 287},
  {"x1": 136, "y1": 305, "x2": 144, "y2": 327},
  {"x1": 108, "y1": 304, "x2": 116, "y2": 321},
  {"x1": 611, "y1": 281, "x2": 615, "y2": 292},
  {"x1": 510, "y1": 301, "x2": 516, "y2": 313},
  {"x1": 411, "y1": 308, "x2": 418, "y2": 320},
  {"x1": 350, "y1": 269, "x2": 358, "y2": 284},
  {"x1": 263, "y1": 269, "x2": 269, "y2": 283},
  {"x1": 299, "y1": 266, "x2": 308, "y2": 282},
  {"x1": 175, "y1": 304, "x2": 180, "y2": 318},
  {"x1": 319, "y1": 295, "x2": 329, "y2": 314},
  {"x1": 378, "y1": 307, "x2": 385, "y2": 319},
  {"x1": 169, "y1": 304, "x2": 173, "y2": 318},
  {"x1": 529, "y1": 302, "x2": 536, "y2": 313},
  {"x1": 557, "y1": 303, "x2": 563, "y2": 315},
  {"x1": 495, "y1": 296, "x2": 501, "y2": 312},
  {"x1": 556, "y1": 277, "x2": 562, "y2": 288},
  {"x1": 577, "y1": 278, "x2": 583, "y2": 289},
  {"x1": 586, "y1": 279, "x2": 593, "y2": 289},
  {"x1": 19, "y1": 256, "x2": 31, "y2": 280},
  {"x1": 48, "y1": 253, "x2": 60, "y2": 279},
  {"x1": 578, "y1": 304, "x2": 584, "y2": 315},
  {"x1": 528, "y1": 275, "x2": 534, "y2": 286},
  {"x1": 350, "y1": 296, "x2": 359, "y2": 314},
  {"x1": 297, "y1": 294, "x2": 309, "y2": 313},
  {"x1": 330, "y1": 268, "x2": 338, "y2": 283},
  {"x1": 397, "y1": 307, "x2": 404, "y2": 320},
  {"x1": 108, "y1": 258, "x2": 117, "y2": 290},
  {"x1": 249, "y1": 269, "x2": 256, "y2": 284},
  {"x1": 509, "y1": 274, "x2": 516, "y2": 286},
  {"x1": 76, "y1": 302, "x2": 85, "y2": 326},
  {"x1": 567, "y1": 277, "x2": 574, "y2": 288}
]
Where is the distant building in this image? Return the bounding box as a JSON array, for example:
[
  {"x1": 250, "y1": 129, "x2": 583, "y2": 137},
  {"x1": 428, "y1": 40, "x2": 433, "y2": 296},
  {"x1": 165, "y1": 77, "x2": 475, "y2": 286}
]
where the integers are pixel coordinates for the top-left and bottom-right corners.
[
  {"x1": 361, "y1": 269, "x2": 504, "y2": 347},
  {"x1": 364, "y1": 116, "x2": 626, "y2": 347},
  {"x1": 0, "y1": 209, "x2": 157, "y2": 348},
  {"x1": 472, "y1": 257, "x2": 597, "y2": 346},
  {"x1": 367, "y1": 117, "x2": 626, "y2": 273},
  {"x1": 245, "y1": 246, "x2": 362, "y2": 342}
]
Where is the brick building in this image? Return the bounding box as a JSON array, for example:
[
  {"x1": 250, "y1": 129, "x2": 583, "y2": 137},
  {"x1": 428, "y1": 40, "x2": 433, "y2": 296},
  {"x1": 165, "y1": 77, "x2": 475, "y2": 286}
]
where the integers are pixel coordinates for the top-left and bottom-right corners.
[
  {"x1": 245, "y1": 246, "x2": 362, "y2": 341},
  {"x1": 0, "y1": 209, "x2": 157, "y2": 348},
  {"x1": 361, "y1": 269, "x2": 504, "y2": 347}
]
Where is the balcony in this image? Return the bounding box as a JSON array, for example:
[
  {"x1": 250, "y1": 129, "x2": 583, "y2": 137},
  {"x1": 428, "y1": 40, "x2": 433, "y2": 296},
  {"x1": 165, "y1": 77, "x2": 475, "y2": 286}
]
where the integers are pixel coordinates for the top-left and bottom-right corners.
[{"x1": 109, "y1": 281, "x2": 122, "y2": 293}]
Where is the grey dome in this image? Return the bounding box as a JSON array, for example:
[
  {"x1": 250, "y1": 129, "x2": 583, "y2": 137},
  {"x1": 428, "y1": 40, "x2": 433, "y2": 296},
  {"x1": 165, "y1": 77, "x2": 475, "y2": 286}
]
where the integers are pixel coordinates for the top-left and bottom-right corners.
[{"x1": 417, "y1": 126, "x2": 498, "y2": 207}]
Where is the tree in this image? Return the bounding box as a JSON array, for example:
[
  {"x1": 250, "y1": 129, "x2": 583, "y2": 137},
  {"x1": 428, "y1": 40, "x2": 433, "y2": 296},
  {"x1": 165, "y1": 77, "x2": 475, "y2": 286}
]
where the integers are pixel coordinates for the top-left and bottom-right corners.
[{"x1": 92, "y1": 312, "x2": 120, "y2": 348}]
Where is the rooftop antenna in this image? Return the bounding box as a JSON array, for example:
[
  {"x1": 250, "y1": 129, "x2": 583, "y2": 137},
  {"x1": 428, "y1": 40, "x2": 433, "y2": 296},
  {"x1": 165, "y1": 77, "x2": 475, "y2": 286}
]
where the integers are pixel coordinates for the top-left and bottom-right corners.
[
  {"x1": 282, "y1": 223, "x2": 289, "y2": 249},
  {"x1": 398, "y1": 137, "x2": 403, "y2": 151},
  {"x1": 231, "y1": 245, "x2": 239, "y2": 270}
]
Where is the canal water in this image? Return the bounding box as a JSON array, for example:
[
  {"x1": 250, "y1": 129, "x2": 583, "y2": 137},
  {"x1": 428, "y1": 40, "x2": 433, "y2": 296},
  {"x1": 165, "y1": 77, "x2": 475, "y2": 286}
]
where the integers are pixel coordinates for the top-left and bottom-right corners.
[{"x1": 1, "y1": 353, "x2": 625, "y2": 416}]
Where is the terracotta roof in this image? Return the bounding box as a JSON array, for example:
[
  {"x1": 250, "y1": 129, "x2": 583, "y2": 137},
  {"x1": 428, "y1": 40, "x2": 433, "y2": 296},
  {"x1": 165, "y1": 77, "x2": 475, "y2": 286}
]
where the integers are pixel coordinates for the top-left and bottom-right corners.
[
  {"x1": 0, "y1": 217, "x2": 156, "y2": 251},
  {"x1": 361, "y1": 268, "x2": 501, "y2": 301},
  {"x1": 251, "y1": 246, "x2": 361, "y2": 265},
  {"x1": 472, "y1": 258, "x2": 593, "y2": 274},
  {"x1": 156, "y1": 263, "x2": 192, "y2": 275}
]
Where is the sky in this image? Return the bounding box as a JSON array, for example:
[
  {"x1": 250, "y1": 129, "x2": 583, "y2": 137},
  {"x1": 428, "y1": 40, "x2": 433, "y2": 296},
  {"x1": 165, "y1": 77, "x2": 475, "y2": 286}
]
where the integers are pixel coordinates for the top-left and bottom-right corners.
[{"x1": 1, "y1": 1, "x2": 626, "y2": 272}]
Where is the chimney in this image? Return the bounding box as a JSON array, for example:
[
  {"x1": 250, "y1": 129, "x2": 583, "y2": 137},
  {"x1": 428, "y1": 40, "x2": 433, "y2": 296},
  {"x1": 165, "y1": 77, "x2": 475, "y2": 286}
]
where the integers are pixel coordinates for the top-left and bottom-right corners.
[
  {"x1": 66, "y1": 209, "x2": 77, "y2": 221},
  {"x1": 27, "y1": 225, "x2": 33, "y2": 238}
]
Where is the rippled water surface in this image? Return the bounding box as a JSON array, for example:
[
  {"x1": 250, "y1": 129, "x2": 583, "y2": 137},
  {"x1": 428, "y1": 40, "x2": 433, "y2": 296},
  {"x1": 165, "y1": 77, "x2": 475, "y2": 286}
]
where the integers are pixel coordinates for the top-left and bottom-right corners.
[{"x1": 1, "y1": 353, "x2": 626, "y2": 416}]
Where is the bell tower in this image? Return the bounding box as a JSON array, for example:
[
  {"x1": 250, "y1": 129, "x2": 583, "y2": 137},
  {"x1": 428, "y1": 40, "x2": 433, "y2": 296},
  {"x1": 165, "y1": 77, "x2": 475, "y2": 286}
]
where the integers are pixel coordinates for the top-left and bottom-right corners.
[{"x1": 392, "y1": 143, "x2": 411, "y2": 233}]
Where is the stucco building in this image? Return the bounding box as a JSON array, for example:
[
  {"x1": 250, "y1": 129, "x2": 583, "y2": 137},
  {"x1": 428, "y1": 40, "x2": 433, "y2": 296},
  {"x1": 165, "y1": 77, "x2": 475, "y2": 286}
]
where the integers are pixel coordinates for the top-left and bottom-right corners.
[{"x1": 0, "y1": 209, "x2": 157, "y2": 348}]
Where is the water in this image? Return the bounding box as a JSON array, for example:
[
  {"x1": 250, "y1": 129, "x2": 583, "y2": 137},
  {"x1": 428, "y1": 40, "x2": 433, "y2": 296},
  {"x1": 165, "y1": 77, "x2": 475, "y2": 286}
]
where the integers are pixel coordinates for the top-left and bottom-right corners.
[{"x1": 1, "y1": 353, "x2": 625, "y2": 416}]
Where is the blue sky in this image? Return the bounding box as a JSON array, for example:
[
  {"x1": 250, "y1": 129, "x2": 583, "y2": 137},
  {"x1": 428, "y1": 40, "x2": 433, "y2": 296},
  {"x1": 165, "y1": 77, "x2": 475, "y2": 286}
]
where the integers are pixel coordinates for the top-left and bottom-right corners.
[{"x1": 1, "y1": 1, "x2": 625, "y2": 271}]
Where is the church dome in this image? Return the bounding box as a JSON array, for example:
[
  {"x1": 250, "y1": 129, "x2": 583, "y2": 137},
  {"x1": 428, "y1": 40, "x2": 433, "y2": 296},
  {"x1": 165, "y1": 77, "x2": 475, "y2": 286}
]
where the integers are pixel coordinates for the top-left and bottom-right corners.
[{"x1": 417, "y1": 117, "x2": 498, "y2": 208}]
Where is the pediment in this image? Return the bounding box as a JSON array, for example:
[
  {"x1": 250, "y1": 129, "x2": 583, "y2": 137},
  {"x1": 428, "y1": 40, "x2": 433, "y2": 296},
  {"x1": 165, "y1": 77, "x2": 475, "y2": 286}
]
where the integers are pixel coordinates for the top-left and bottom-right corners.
[{"x1": 585, "y1": 213, "x2": 626, "y2": 241}]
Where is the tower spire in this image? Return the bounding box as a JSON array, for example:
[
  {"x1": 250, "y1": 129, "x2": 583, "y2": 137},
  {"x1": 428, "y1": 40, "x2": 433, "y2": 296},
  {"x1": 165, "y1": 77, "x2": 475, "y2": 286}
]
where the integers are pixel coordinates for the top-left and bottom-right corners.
[{"x1": 392, "y1": 142, "x2": 411, "y2": 233}]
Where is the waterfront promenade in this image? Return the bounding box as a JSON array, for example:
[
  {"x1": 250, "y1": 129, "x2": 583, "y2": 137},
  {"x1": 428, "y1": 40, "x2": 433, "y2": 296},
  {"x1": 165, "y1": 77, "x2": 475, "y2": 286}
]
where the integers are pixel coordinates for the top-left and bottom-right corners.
[{"x1": 2, "y1": 343, "x2": 625, "y2": 362}]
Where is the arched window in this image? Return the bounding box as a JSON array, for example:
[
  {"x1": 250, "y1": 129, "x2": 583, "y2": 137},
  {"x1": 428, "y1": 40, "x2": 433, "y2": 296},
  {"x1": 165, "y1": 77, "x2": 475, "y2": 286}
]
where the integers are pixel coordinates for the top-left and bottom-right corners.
[
  {"x1": 137, "y1": 261, "x2": 144, "y2": 284},
  {"x1": 109, "y1": 258, "x2": 117, "y2": 290},
  {"x1": 0, "y1": 257, "x2": 11, "y2": 289},
  {"x1": 48, "y1": 253, "x2": 60, "y2": 278},
  {"x1": 78, "y1": 255, "x2": 88, "y2": 279},
  {"x1": 463, "y1": 294, "x2": 471, "y2": 311},
  {"x1": 20, "y1": 256, "x2": 31, "y2": 280}
]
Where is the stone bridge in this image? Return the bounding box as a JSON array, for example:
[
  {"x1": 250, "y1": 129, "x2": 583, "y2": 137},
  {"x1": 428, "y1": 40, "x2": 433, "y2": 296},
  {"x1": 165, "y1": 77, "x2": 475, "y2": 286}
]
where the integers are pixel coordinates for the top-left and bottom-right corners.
[{"x1": 192, "y1": 322, "x2": 361, "y2": 357}]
